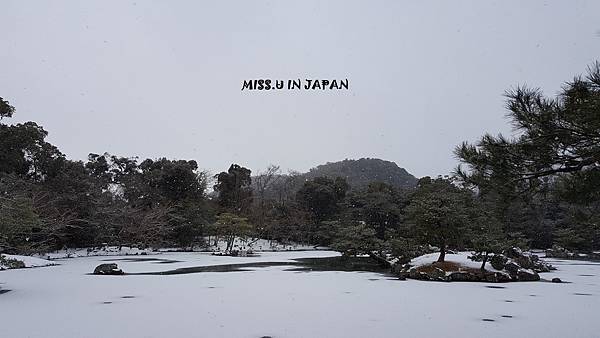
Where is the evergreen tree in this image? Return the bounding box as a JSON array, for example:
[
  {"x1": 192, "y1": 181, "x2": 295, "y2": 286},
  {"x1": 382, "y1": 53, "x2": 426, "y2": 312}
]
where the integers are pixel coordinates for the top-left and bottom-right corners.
[
  {"x1": 468, "y1": 203, "x2": 511, "y2": 270},
  {"x1": 407, "y1": 177, "x2": 472, "y2": 262},
  {"x1": 456, "y1": 62, "x2": 600, "y2": 249},
  {"x1": 209, "y1": 213, "x2": 253, "y2": 252},
  {"x1": 214, "y1": 164, "x2": 253, "y2": 213},
  {"x1": 296, "y1": 176, "x2": 349, "y2": 223},
  {"x1": 330, "y1": 222, "x2": 382, "y2": 257},
  {"x1": 0, "y1": 97, "x2": 14, "y2": 119},
  {"x1": 344, "y1": 182, "x2": 404, "y2": 241}
]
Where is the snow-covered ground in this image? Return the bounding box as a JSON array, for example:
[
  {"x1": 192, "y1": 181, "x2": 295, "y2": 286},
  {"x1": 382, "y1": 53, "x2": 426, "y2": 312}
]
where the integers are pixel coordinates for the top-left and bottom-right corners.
[
  {"x1": 201, "y1": 237, "x2": 321, "y2": 252},
  {"x1": 1, "y1": 251, "x2": 599, "y2": 338},
  {"x1": 38, "y1": 238, "x2": 320, "y2": 259},
  {"x1": 0, "y1": 254, "x2": 56, "y2": 269},
  {"x1": 410, "y1": 252, "x2": 503, "y2": 271},
  {"x1": 39, "y1": 246, "x2": 152, "y2": 259}
]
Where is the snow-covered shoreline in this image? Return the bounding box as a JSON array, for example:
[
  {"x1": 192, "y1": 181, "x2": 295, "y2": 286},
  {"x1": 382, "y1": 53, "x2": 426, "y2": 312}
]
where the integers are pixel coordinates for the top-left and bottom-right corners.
[
  {"x1": 29, "y1": 238, "x2": 325, "y2": 260},
  {"x1": 0, "y1": 254, "x2": 56, "y2": 270}
]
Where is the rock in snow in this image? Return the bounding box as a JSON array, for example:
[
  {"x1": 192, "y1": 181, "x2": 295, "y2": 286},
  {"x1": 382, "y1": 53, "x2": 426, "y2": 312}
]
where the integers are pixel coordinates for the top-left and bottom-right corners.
[
  {"x1": 93, "y1": 263, "x2": 124, "y2": 275},
  {"x1": 517, "y1": 268, "x2": 541, "y2": 281}
]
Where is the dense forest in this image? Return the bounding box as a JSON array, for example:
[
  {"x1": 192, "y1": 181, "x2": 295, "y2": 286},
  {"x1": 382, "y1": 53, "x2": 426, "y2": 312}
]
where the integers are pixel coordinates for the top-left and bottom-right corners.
[{"x1": 1, "y1": 63, "x2": 599, "y2": 263}]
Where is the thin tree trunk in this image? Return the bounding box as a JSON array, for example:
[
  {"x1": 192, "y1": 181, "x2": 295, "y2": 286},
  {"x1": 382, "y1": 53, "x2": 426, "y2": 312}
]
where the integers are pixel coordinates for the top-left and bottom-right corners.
[
  {"x1": 480, "y1": 253, "x2": 488, "y2": 270},
  {"x1": 226, "y1": 235, "x2": 234, "y2": 252},
  {"x1": 437, "y1": 242, "x2": 446, "y2": 262}
]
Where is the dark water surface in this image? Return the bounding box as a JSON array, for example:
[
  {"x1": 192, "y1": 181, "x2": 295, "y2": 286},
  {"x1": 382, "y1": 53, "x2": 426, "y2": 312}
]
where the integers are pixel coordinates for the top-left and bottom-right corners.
[{"x1": 125, "y1": 256, "x2": 390, "y2": 276}]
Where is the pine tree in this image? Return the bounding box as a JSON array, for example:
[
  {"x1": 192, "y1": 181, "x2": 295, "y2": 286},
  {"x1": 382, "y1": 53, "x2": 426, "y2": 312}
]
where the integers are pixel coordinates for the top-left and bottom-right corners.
[{"x1": 407, "y1": 177, "x2": 472, "y2": 262}]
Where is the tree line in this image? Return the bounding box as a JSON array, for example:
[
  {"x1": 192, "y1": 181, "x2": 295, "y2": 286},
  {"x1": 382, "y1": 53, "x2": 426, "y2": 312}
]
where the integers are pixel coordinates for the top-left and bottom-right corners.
[{"x1": 1, "y1": 62, "x2": 599, "y2": 262}]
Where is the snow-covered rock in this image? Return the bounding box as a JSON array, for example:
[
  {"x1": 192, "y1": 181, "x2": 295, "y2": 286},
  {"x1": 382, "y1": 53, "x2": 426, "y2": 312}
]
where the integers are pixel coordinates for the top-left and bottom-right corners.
[
  {"x1": 517, "y1": 268, "x2": 540, "y2": 281},
  {"x1": 0, "y1": 254, "x2": 56, "y2": 270},
  {"x1": 93, "y1": 263, "x2": 124, "y2": 275}
]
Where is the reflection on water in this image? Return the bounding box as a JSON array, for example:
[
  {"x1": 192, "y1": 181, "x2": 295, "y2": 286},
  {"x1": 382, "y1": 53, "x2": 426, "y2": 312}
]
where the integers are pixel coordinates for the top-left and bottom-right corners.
[
  {"x1": 103, "y1": 258, "x2": 181, "y2": 264},
  {"x1": 125, "y1": 256, "x2": 390, "y2": 276}
]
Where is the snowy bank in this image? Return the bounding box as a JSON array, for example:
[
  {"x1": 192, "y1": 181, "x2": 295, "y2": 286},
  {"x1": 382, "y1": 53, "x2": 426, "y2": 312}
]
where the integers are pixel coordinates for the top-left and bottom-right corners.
[
  {"x1": 410, "y1": 252, "x2": 501, "y2": 271},
  {"x1": 39, "y1": 246, "x2": 151, "y2": 260},
  {"x1": 202, "y1": 237, "x2": 323, "y2": 253},
  {"x1": 36, "y1": 238, "x2": 324, "y2": 260},
  {"x1": 0, "y1": 254, "x2": 56, "y2": 270}
]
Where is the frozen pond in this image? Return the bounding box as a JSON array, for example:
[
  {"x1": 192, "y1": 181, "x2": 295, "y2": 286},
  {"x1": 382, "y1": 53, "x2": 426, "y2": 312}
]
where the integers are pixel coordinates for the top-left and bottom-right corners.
[{"x1": 0, "y1": 251, "x2": 599, "y2": 338}]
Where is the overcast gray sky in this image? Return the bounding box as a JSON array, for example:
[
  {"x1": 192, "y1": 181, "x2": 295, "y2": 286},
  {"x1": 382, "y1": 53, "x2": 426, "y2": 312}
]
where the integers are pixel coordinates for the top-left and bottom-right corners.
[{"x1": 1, "y1": 1, "x2": 599, "y2": 178}]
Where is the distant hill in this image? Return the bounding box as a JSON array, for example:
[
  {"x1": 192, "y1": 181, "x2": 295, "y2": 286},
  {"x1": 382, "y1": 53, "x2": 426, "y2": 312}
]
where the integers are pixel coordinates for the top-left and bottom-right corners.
[
  {"x1": 303, "y1": 158, "x2": 417, "y2": 190},
  {"x1": 251, "y1": 158, "x2": 418, "y2": 201}
]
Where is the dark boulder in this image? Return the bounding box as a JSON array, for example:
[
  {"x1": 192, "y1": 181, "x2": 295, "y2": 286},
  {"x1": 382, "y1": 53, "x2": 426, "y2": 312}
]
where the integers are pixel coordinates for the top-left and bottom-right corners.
[
  {"x1": 447, "y1": 271, "x2": 476, "y2": 282},
  {"x1": 533, "y1": 262, "x2": 551, "y2": 273},
  {"x1": 409, "y1": 269, "x2": 431, "y2": 281},
  {"x1": 390, "y1": 262, "x2": 408, "y2": 275},
  {"x1": 485, "y1": 271, "x2": 512, "y2": 283},
  {"x1": 517, "y1": 268, "x2": 540, "y2": 281},
  {"x1": 504, "y1": 247, "x2": 554, "y2": 272},
  {"x1": 504, "y1": 261, "x2": 520, "y2": 276},
  {"x1": 551, "y1": 277, "x2": 563, "y2": 283},
  {"x1": 93, "y1": 263, "x2": 124, "y2": 275},
  {"x1": 429, "y1": 267, "x2": 447, "y2": 281},
  {"x1": 396, "y1": 273, "x2": 407, "y2": 281}
]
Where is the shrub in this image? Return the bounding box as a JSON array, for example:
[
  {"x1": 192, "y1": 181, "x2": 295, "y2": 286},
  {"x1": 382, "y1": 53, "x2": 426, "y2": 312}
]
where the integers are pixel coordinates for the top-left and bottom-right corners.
[{"x1": 0, "y1": 254, "x2": 26, "y2": 269}]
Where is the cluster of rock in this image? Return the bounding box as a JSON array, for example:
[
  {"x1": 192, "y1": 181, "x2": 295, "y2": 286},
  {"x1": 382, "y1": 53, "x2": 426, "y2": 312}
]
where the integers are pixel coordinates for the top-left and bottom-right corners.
[
  {"x1": 492, "y1": 248, "x2": 554, "y2": 272},
  {"x1": 394, "y1": 248, "x2": 555, "y2": 283},
  {"x1": 545, "y1": 246, "x2": 600, "y2": 261},
  {"x1": 93, "y1": 263, "x2": 124, "y2": 275},
  {"x1": 407, "y1": 268, "x2": 514, "y2": 283},
  {"x1": 487, "y1": 247, "x2": 555, "y2": 281}
]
